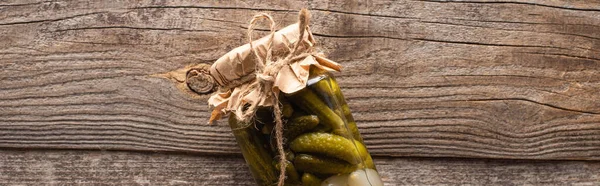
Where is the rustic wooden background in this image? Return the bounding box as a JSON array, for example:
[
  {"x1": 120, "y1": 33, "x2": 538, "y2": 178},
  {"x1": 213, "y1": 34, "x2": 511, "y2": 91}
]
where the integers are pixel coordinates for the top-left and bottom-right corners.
[{"x1": 1, "y1": 0, "x2": 599, "y2": 185}]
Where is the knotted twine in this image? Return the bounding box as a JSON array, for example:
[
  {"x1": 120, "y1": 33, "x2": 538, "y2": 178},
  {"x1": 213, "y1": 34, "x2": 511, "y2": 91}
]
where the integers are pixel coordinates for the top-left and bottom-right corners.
[{"x1": 229, "y1": 9, "x2": 313, "y2": 186}]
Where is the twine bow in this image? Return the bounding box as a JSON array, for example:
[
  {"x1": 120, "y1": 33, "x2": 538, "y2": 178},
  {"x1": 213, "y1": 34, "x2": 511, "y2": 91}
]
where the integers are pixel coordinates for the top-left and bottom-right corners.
[{"x1": 232, "y1": 9, "x2": 313, "y2": 186}]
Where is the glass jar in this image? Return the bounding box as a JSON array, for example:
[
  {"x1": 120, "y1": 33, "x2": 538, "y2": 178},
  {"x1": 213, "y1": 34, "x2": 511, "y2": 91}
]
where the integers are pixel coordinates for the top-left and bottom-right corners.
[{"x1": 228, "y1": 66, "x2": 383, "y2": 186}]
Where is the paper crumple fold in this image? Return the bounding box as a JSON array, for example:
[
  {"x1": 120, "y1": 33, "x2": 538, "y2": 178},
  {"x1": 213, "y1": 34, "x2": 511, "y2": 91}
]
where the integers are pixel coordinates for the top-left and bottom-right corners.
[{"x1": 208, "y1": 23, "x2": 342, "y2": 122}]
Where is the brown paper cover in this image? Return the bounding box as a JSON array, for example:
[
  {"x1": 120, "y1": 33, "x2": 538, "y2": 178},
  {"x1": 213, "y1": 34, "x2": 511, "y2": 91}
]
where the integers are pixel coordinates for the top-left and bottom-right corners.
[{"x1": 208, "y1": 23, "x2": 342, "y2": 120}]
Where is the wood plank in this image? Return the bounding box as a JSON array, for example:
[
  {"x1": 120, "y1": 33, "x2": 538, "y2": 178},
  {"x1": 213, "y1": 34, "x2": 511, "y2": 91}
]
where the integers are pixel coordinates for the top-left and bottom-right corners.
[
  {"x1": 1, "y1": 0, "x2": 600, "y2": 159},
  {"x1": 0, "y1": 149, "x2": 598, "y2": 185}
]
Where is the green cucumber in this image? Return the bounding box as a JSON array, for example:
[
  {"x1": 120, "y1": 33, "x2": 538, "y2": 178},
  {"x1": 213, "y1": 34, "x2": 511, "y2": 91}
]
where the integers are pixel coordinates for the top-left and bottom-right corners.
[{"x1": 294, "y1": 154, "x2": 356, "y2": 174}]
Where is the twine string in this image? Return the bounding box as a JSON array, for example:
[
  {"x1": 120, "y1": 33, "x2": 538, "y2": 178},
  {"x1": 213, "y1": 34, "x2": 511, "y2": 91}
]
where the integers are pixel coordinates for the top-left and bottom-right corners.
[{"x1": 233, "y1": 9, "x2": 311, "y2": 186}]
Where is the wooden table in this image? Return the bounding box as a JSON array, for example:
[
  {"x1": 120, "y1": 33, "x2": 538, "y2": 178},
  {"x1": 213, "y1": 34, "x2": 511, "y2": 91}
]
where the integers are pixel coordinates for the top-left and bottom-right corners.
[{"x1": 1, "y1": 0, "x2": 599, "y2": 185}]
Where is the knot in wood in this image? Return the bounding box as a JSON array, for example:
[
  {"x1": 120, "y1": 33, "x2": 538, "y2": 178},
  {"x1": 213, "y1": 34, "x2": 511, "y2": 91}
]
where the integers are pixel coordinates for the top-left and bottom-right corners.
[{"x1": 186, "y1": 64, "x2": 216, "y2": 95}]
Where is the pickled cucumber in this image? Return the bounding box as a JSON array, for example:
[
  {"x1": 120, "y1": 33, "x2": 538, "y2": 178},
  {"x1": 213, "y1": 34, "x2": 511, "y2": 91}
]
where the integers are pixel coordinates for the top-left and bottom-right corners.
[
  {"x1": 275, "y1": 160, "x2": 300, "y2": 184},
  {"x1": 308, "y1": 67, "x2": 362, "y2": 141},
  {"x1": 228, "y1": 116, "x2": 278, "y2": 185},
  {"x1": 346, "y1": 121, "x2": 362, "y2": 142},
  {"x1": 284, "y1": 115, "x2": 319, "y2": 140},
  {"x1": 308, "y1": 76, "x2": 338, "y2": 111},
  {"x1": 285, "y1": 89, "x2": 349, "y2": 137},
  {"x1": 294, "y1": 154, "x2": 356, "y2": 174},
  {"x1": 364, "y1": 155, "x2": 376, "y2": 170},
  {"x1": 289, "y1": 132, "x2": 367, "y2": 164},
  {"x1": 285, "y1": 151, "x2": 295, "y2": 161},
  {"x1": 301, "y1": 173, "x2": 322, "y2": 186},
  {"x1": 351, "y1": 138, "x2": 371, "y2": 168},
  {"x1": 280, "y1": 96, "x2": 294, "y2": 118},
  {"x1": 269, "y1": 115, "x2": 319, "y2": 152},
  {"x1": 330, "y1": 77, "x2": 362, "y2": 142},
  {"x1": 328, "y1": 75, "x2": 344, "y2": 105}
]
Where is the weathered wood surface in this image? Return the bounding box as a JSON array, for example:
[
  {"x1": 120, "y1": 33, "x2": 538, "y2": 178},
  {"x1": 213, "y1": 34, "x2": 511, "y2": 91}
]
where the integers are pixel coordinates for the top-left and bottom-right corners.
[
  {"x1": 0, "y1": 150, "x2": 598, "y2": 186},
  {"x1": 1, "y1": 0, "x2": 600, "y2": 161}
]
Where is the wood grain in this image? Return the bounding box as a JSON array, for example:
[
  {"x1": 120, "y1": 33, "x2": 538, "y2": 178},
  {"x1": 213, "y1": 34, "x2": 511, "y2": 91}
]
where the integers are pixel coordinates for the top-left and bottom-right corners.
[
  {"x1": 1, "y1": 0, "x2": 600, "y2": 160},
  {"x1": 0, "y1": 149, "x2": 599, "y2": 186}
]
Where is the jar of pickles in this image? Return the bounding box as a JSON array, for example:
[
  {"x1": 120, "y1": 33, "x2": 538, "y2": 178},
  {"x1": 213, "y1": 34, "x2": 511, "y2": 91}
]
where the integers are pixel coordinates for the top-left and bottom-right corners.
[
  {"x1": 207, "y1": 10, "x2": 383, "y2": 186},
  {"x1": 228, "y1": 67, "x2": 383, "y2": 186}
]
